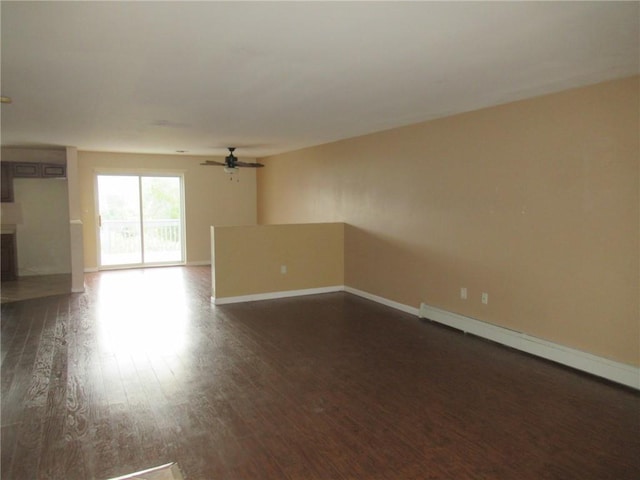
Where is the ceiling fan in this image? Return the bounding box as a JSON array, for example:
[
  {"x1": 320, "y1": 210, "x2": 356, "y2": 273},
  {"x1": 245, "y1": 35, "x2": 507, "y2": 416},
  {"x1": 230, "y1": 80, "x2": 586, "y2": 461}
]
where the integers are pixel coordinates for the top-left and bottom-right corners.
[{"x1": 200, "y1": 147, "x2": 264, "y2": 173}]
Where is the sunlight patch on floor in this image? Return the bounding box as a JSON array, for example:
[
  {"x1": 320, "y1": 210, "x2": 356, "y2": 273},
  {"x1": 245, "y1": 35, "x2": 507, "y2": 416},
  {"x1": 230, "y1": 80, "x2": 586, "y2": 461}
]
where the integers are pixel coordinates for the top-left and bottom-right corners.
[{"x1": 96, "y1": 269, "x2": 189, "y2": 359}]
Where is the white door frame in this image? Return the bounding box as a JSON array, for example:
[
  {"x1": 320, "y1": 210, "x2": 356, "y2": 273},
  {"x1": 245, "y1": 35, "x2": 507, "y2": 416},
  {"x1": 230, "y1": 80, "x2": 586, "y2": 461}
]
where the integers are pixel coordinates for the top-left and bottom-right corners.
[{"x1": 94, "y1": 169, "x2": 186, "y2": 269}]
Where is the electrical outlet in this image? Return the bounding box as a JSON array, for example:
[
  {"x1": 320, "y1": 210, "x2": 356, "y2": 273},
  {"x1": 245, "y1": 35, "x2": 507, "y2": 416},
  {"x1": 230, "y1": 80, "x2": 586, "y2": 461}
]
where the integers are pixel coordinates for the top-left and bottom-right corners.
[
  {"x1": 280, "y1": 265, "x2": 287, "y2": 274},
  {"x1": 460, "y1": 287, "x2": 467, "y2": 300},
  {"x1": 481, "y1": 292, "x2": 489, "y2": 305}
]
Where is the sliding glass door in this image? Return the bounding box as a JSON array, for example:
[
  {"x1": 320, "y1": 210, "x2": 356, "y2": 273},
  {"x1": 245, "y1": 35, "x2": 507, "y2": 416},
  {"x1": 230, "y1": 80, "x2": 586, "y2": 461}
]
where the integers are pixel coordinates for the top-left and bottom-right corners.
[{"x1": 97, "y1": 174, "x2": 184, "y2": 268}]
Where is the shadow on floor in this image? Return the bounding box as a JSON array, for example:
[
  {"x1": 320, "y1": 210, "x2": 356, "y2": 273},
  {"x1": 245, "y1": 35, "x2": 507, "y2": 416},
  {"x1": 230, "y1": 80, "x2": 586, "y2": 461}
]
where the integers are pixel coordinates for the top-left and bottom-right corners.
[{"x1": 1, "y1": 273, "x2": 71, "y2": 303}]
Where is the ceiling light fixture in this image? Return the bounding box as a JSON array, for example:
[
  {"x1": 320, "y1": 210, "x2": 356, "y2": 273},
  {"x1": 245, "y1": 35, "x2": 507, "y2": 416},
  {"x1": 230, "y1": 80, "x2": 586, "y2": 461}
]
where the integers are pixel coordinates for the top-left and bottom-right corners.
[{"x1": 1, "y1": 96, "x2": 13, "y2": 104}]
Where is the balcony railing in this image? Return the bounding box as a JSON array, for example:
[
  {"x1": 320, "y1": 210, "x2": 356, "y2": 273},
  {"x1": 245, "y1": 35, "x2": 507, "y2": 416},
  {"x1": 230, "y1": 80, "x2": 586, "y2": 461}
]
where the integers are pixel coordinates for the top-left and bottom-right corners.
[{"x1": 100, "y1": 219, "x2": 182, "y2": 265}]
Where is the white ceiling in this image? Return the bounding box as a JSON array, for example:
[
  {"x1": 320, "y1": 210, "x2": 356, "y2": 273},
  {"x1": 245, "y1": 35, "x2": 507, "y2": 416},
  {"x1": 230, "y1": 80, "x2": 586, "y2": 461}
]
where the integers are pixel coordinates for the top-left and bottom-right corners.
[{"x1": 1, "y1": 1, "x2": 638, "y2": 158}]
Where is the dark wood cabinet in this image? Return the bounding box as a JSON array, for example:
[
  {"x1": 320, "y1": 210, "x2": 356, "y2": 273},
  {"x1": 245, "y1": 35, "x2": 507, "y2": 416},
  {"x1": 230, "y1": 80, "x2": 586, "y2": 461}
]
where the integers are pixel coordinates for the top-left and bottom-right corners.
[
  {"x1": 42, "y1": 163, "x2": 66, "y2": 177},
  {"x1": 12, "y1": 162, "x2": 41, "y2": 177},
  {"x1": 1, "y1": 163, "x2": 14, "y2": 202},
  {"x1": 6, "y1": 161, "x2": 66, "y2": 180},
  {"x1": 1, "y1": 233, "x2": 18, "y2": 281}
]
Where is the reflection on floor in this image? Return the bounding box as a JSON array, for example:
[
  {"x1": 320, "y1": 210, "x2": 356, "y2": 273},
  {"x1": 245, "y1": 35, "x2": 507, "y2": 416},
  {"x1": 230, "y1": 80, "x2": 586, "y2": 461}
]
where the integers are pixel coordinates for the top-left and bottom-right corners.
[
  {"x1": 107, "y1": 462, "x2": 184, "y2": 480},
  {"x1": 0, "y1": 273, "x2": 71, "y2": 303}
]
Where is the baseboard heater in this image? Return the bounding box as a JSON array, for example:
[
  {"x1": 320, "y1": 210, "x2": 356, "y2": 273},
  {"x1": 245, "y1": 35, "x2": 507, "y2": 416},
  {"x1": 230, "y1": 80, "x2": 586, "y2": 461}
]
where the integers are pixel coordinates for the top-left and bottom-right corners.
[{"x1": 417, "y1": 302, "x2": 639, "y2": 391}]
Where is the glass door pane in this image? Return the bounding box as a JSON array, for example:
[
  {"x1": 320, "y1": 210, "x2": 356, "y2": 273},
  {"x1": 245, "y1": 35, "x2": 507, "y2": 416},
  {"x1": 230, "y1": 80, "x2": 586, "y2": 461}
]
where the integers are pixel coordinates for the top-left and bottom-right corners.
[
  {"x1": 97, "y1": 175, "x2": 142, "y2": 266},
  {"x1": 141, "y1": 176, "x2": 183, "y2": 264},
  {"x1": 97, "y1": 174, "x2": 184, "y2": 268}
]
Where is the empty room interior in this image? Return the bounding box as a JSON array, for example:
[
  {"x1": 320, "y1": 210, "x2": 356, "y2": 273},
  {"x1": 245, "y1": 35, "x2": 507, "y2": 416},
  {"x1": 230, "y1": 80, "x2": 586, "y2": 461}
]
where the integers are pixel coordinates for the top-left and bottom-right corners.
[{"x1": 1, "y1": 2, "x2": 639, "y2": 480}]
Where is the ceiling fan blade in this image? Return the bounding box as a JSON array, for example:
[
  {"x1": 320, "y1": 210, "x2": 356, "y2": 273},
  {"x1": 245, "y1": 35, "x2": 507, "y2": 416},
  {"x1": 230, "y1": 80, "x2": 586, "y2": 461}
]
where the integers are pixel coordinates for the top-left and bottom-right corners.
[
  {"x1": 234, "y1": 161, "x2": 265, "y2": 168},
  {"x1": 201, "y1": 148, "x2": 264, "y2": 169}
]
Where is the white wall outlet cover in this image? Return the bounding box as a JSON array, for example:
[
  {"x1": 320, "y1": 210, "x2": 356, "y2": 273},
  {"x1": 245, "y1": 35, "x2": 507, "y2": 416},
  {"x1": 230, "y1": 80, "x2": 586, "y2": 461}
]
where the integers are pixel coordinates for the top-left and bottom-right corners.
[
  {"x1": 460, "y1": 287, "x2": 467, "y2": 299},
  {"x1": 482, "y1": 292, "x2": 489, "y2": 304},
  {"x1": 280, "y1": 265, "x2": 287, "y2": 274}
]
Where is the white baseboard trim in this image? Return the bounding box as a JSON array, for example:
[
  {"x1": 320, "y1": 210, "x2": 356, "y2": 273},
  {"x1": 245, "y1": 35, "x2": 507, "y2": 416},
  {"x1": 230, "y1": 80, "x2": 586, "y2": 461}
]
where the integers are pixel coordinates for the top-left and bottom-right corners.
[
  {"x1": 344, "y1": 287, "x2": 419, "y2": 316},
  {"x1": 213, "y1": 285, "x2": 345, "y2": 305},
  {"x1": 186, "y1": 260, "x2": 211, "y2": 266},
  {"x1": 419, "y1": 302, "x2": 640, "y2": 390},
  {"x1": 85, "y1": 261, "x2": 208, "y2": 272},
  {"x1": 19, "y1": 269, "x2": 73, "y2": 277}
]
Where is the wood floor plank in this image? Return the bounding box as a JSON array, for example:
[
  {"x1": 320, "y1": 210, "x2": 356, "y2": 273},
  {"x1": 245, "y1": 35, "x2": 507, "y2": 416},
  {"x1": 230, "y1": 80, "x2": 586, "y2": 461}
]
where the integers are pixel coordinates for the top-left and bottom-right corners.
[
  {"x1": 1, "y1": 266, "x2": 638, "y2": 480},
  {"x1": 7, "y1": 406, "x2": 45, "y2": 479},
  {"x1": 0, "y1": 424, "x2": 17, "y2": 473},
  {"x1": 1, "y1": 301, "x2": 42, "y2": 423}
]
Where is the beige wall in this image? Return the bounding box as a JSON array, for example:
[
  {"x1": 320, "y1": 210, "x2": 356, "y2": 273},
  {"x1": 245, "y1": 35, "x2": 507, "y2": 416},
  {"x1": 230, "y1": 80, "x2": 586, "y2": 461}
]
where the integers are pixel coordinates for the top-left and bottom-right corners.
[
  {"x1": 257, "y1": 76, "x2": 640, "y2": 366},
  {"x1": 1, "y1": 147, "x2": 66, "y2": 164},
  {"x1": 1, "y1": 148, "x2": 72, "y2": 277},
  {"x1": 13, "y1": 178, "x2": 71, "y2": 276},
  {"x1": 78, "y1": 151, "x2": 257, "y2": 269},
  {"x1": 212, "y1": 223, "x2": 344, "y2": 299}
]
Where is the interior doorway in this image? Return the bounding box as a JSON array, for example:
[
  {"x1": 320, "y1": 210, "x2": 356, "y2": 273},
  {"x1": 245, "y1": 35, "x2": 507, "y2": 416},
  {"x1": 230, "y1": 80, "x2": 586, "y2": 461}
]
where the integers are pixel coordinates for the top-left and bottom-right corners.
[{"x1": 97, "y1": 174, "x2": 185, "y2": 268}]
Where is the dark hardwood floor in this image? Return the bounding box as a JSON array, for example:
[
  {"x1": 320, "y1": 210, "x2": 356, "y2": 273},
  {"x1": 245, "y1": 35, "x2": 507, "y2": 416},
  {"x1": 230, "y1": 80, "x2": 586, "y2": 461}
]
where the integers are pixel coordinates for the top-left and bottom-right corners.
[{"x1": 1, "y1": 266, "x2": 638, "y2": 479}]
